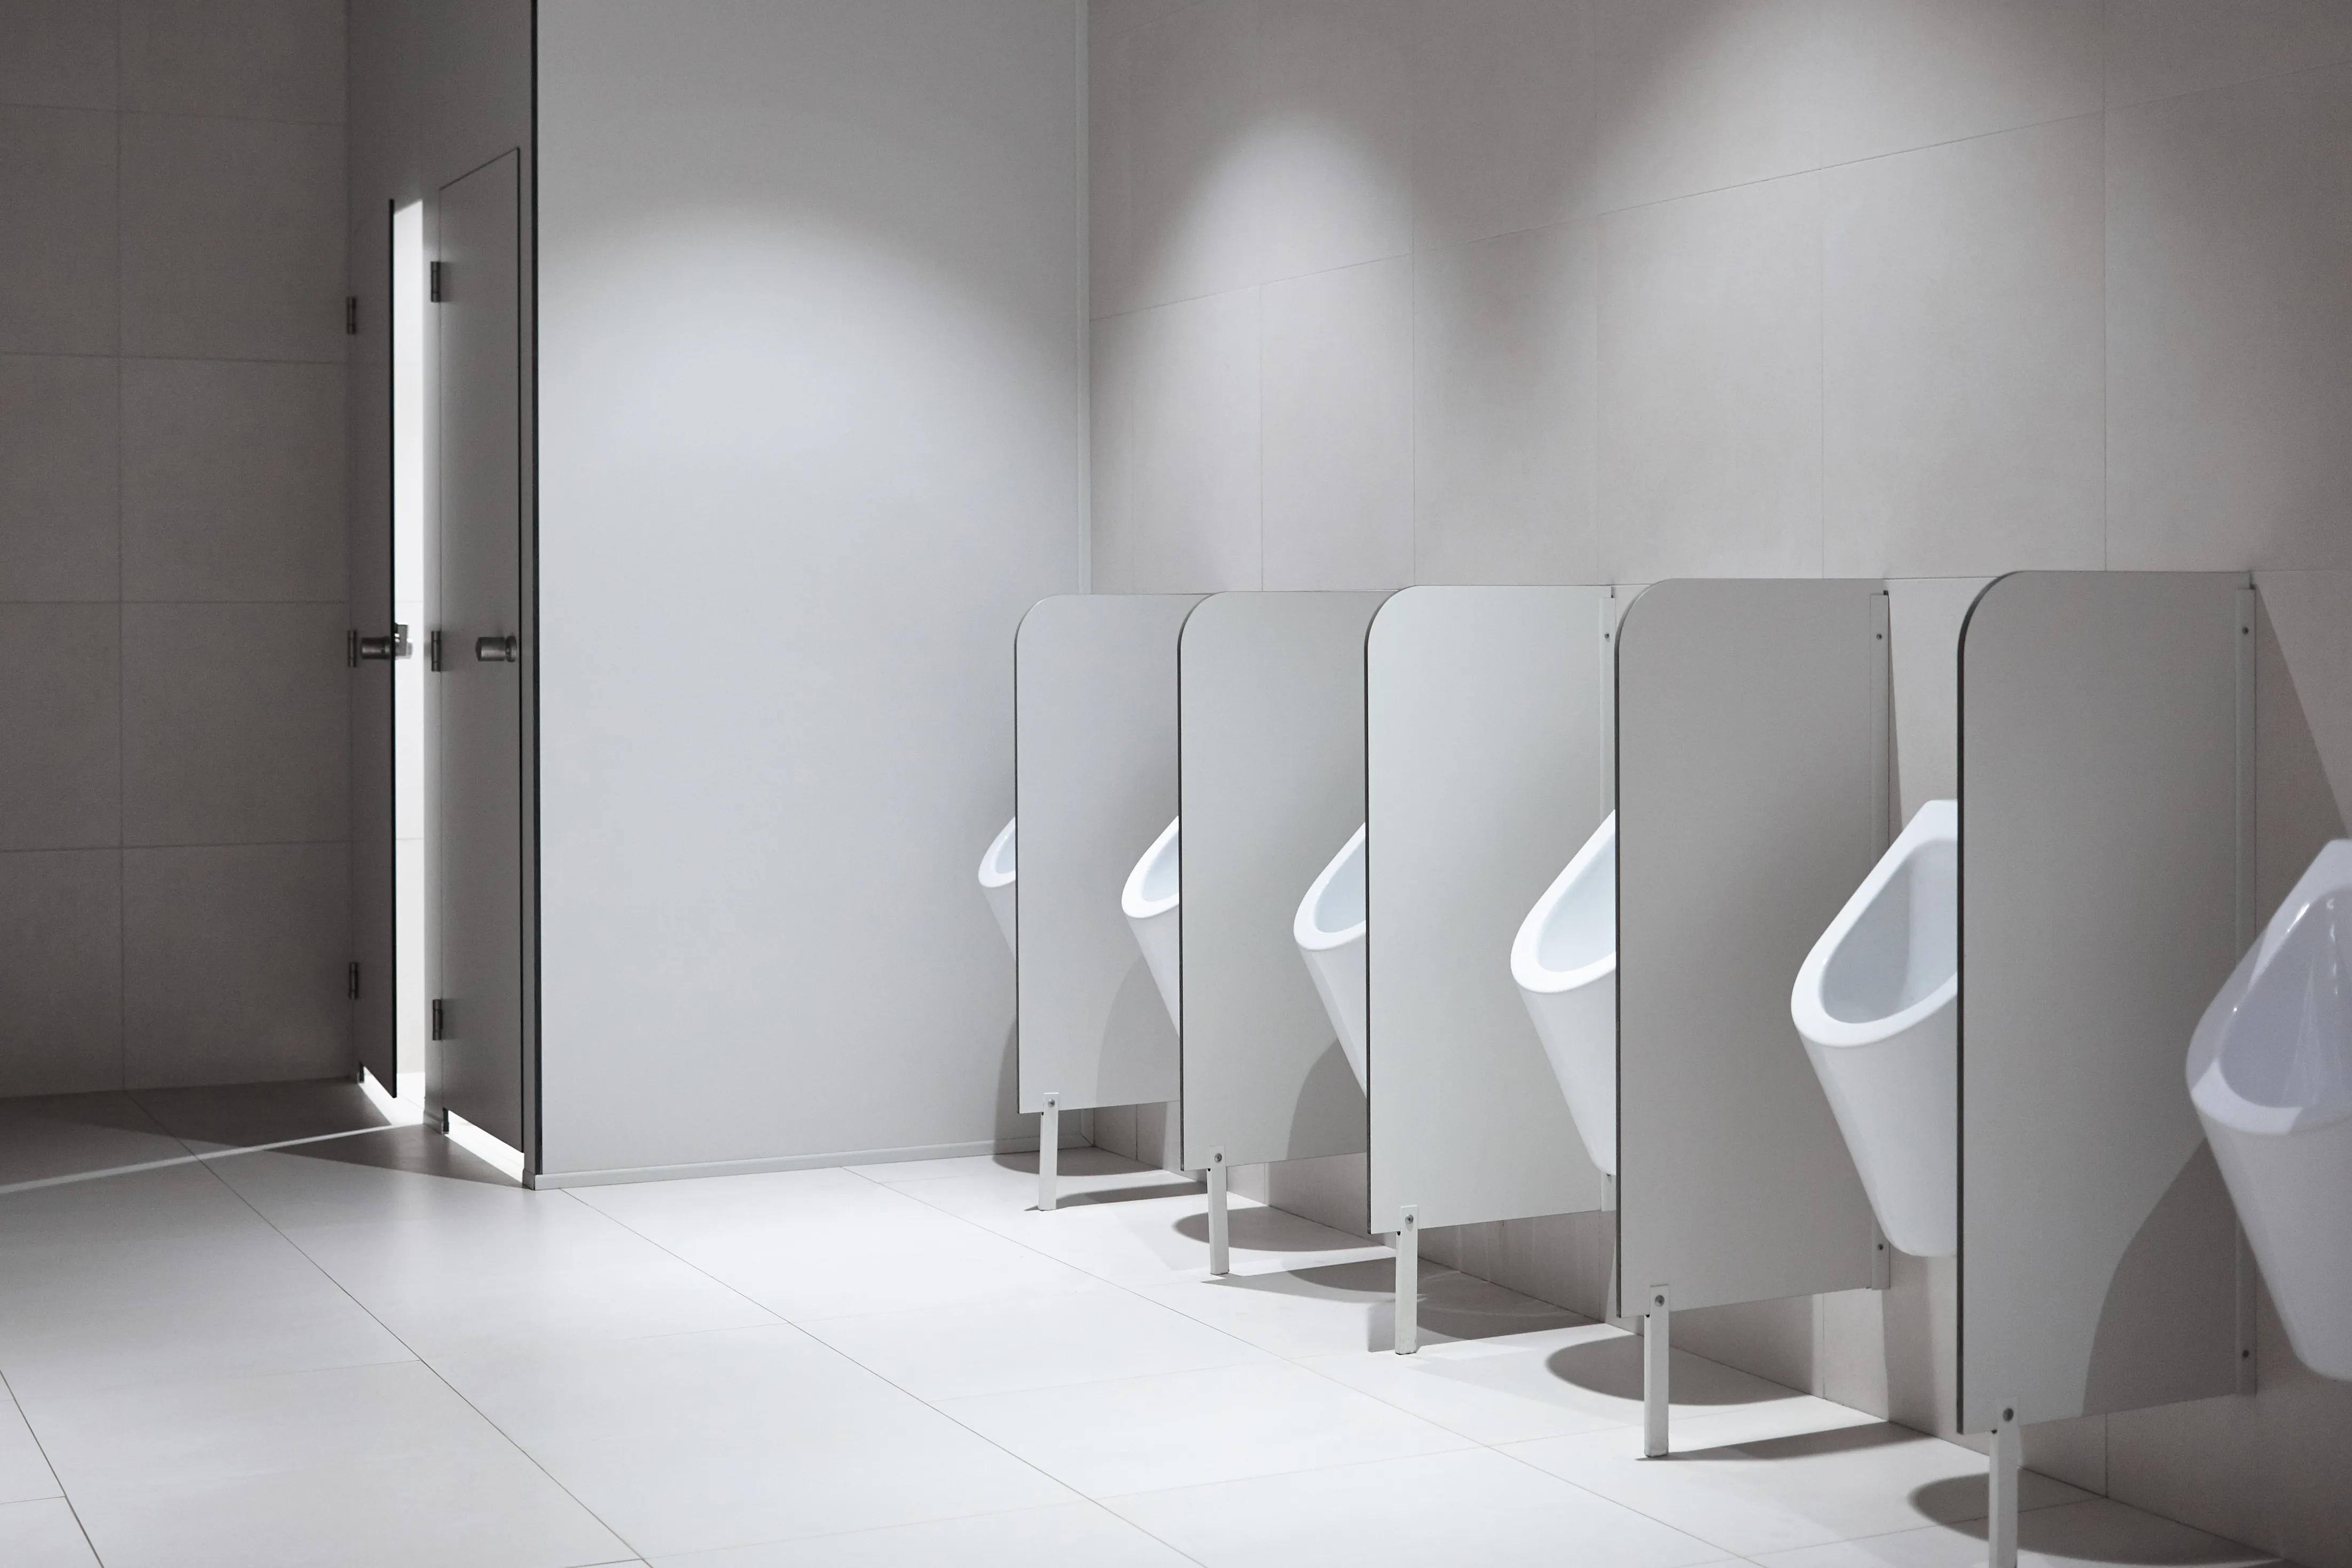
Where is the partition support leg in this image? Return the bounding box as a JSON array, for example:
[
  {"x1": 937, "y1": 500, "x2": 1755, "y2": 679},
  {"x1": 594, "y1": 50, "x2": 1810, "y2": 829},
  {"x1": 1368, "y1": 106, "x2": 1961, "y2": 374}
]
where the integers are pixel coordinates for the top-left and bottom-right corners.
[
  {"x1": 1987, "y1": 1402, "x2": 2021, "y2": 1568},
  {"x1": 1394, "y1": 1206, "x2": 1419, "y2": 1355},
  {"x1": 1038, "y1": 1095, "x2": 1058, "y2": 1213},
  {"x1": 1206, "y1": 1149, "x2": 1229, "y2": 1276},
  {"x1": 1643, "y1": 1284, "x2": 1672, "y2": 1457}
]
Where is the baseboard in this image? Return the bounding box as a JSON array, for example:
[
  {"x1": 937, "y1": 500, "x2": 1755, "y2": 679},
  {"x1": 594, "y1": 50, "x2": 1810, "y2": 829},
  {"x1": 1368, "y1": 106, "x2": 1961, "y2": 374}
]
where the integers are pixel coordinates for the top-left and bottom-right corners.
[{"x1": 532, "y1": 1131, "x2": 1091, "y2": 1189}]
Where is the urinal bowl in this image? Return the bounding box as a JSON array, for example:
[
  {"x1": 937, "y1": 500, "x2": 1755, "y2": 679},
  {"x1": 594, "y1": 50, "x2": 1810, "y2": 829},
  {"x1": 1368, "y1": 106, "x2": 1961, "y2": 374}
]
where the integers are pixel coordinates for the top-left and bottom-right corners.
[
  {"x1": 1793, "y1": 799, "x2": 1959, "y2": 1259},
  {"x1": 1511, "y1": 811, "x2": 1618, "y2": 1177},
  {"x1": 2190, "y1": 840, "x2": 2352, "y2": 1381},
  {"x1": 978, "y1": 817, "x2": 1017, "y2": 954},
  {"x1": 1123, "y1": 816, "x2": 1182, "y2": 1032},
  {"x1": 1296, "y1": 825, "x2": 1368, "y2": 1089}
]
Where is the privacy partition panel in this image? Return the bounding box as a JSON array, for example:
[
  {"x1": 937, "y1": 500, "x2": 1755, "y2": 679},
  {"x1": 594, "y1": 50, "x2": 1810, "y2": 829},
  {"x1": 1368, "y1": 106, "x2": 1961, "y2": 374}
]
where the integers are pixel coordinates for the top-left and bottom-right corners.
[
  {"x1": 1957, "y1": 571, "x2": 2250, "y2": 1432},
  {"x1": 1016, "y1": 594, "x2": 1201, "y2": 1115},
  {"x1": 1366, "y1": 586, "x2": 1616, "y2": 1235},
  {"x1": 1179, "y1": 592, "x2": 1389, "y2": 1172},
  {"x1": 1616, "y1": 579, "x2": 1889, "y2": 1318}
]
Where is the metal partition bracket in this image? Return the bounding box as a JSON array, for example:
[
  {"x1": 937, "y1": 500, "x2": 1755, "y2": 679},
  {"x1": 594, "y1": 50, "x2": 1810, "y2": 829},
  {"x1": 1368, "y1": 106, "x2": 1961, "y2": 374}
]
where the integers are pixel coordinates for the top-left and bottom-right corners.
[
  {"x1": 1394, "y1": 1206, "x2": 1420, "y2": 1355},
  {"x1": 1206, "y1": 1148, "x2": 1230, "y2": 1276},
  {"x1": 1038, "y1": 1094, "x2": 1059, "y2": 1213},
  {"x1": 1643, "y1": 1284, "x2": 1672, "y2": 1457},
  {"x1": 1870, "y1": 591, "x2": 1893, "y2": 845},
  {"x1": 1987, "y1": 1401, "x2": 2022, "y2": 1568}
]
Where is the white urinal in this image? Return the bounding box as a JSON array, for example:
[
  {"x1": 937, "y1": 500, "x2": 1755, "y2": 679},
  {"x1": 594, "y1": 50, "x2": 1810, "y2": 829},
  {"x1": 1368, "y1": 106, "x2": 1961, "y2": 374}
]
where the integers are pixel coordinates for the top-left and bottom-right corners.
[
  {"x1": 1511, "y1": 812, "x2": 1618, "y2": 1176},
  {"x1": 1124, "y1": 817, "x2": 1182, "y2": 1031},
  {"x1": 1296, "y1": 825, "x2": 1368, "y2": 1089},
  {"x1": 2190, "y1": 838, "x2": 2352, "y2": 1381},
  {"x1": 977, "y1": 818, "x2": 1016, "y2": 953},
  {"x1": 1792, "y1": 799, "x2": 1959, "y2": 1258}
]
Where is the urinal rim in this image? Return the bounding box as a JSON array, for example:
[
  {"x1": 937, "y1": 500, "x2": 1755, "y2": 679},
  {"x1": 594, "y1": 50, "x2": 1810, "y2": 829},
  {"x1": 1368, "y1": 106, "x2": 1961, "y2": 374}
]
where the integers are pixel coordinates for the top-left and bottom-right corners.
[
  {"x1": 2189, "y1": 839, "x2": 2352, "y2": 1136},
  {"x1": 978, "y1": 817, "x2": 1017, "y2": 891},
  {"x1": 1295, "y1": 824, "x2": 1368, "y2": 953},
  {"x1": 1511, "y1": 810, "x2": 1617, "y2": 996},
  {"x1": 1122, "y1": 816, "x2": 1182, "y2": 921},
  {"x1": 1791, "y1": 798, "x2": 1959, "y2": 1050}
]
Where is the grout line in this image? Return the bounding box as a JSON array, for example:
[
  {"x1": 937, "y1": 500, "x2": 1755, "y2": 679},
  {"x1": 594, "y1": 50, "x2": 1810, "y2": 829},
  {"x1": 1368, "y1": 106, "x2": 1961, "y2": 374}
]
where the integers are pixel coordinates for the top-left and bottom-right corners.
[
  {"x1": 0, "y1": 1366, "x2": 106, "y2": 1567},
  {"x1": 575, "y1": 1169, "x2": 1214, "y2": 1565},
  {"x1": 172, "y1": 1144, "x2": 655, "y2": 1563}
]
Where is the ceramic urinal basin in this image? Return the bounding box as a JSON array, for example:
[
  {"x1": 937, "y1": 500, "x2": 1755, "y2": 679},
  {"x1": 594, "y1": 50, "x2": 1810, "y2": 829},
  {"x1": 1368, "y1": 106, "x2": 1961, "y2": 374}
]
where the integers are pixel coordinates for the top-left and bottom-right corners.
[
  {"x1": 978, "y1": 818, "x2": 1017, "y2": 953},
  {"x1": 1792, "y1": 798, "x2": 1959, "y2": 1258},
  {"x1": 2190, "y1": 839, "x2": 2352, "y2": 1381},
  {"x1": 1296, "y1": 826, "x2": 1368, "y2": 1089},
  {"x1": 1124, "y1": 817, "x2": 1182, "y2": 1031},
  {"x1": 1511, "y1": 812, "x2": 1618, "y2": 1176}
]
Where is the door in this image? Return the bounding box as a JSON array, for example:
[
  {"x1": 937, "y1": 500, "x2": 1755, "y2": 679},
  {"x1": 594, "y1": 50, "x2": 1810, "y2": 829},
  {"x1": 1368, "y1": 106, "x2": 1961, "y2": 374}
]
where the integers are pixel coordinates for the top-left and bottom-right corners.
[
  {"x1": 349, "y1": 202, "x2": 396, "y2": 1089},
  {"x1": 432, "y1": 151, "x2": 528, "y2": 1153}
]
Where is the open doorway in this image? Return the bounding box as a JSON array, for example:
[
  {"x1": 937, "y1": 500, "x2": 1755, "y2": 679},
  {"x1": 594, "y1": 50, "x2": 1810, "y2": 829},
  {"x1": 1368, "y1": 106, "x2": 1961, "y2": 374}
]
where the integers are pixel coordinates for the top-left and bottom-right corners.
[{"x1": 359, "y1": 200, "x2": 430, "y2": 1123}]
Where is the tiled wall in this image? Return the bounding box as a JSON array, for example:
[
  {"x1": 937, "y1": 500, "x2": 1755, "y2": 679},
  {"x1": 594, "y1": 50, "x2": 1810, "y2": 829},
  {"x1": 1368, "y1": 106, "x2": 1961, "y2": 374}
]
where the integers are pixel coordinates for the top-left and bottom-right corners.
[
  {"x1": 1087, "y1": 2, "x2": 2352, "y2": 1562},
  {"x1": 1, "y1": 1, "x2": 351, "y2": 1094}
]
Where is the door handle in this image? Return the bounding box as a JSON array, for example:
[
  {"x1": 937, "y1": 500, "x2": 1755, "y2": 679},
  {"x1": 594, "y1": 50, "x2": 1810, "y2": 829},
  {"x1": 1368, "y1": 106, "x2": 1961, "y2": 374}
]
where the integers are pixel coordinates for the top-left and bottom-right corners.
[
  {"x1": 475, "y1": 634, "x2": 518, "y2": 663},
  {"x1": 356, "y1": 623, "x2": 412, "y2": 662}
]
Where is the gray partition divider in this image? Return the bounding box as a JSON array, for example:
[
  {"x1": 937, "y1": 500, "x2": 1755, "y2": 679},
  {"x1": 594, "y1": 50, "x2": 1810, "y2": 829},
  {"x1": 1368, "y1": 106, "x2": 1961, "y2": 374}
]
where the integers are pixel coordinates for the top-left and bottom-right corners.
[
  {"x1": 1179, "y1": 591, "x2": 1390, "y2": 1172},
  {"x1": 1958, "y1": 571, "x2": 2250, "y2": 1432},
  {"x1": 1366, "y1": 586, "x2": 1616, "y2": 1236},
  {"x1": 1616, "y1": 579, "x2": 1888, "y2": 1319},
  {"x1": 1016, "y1": 594, "x2": 1202, "y2": 1116}
]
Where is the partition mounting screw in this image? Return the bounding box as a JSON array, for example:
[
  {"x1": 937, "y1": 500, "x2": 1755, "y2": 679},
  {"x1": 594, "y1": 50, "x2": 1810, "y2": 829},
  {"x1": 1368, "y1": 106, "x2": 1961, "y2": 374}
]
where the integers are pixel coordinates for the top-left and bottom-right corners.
[{"x1": 2002, "y1": 1407, "x2": 2014, "y2": 1422}]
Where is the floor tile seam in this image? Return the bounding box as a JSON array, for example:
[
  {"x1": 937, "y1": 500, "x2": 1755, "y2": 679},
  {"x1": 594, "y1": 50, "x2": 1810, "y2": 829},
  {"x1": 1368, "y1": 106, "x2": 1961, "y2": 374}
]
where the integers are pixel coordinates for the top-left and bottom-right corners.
[
  {"x1": 542, "y1": 1185, "x2": 828, "y2": 1332},
  {"x1": 179, "y1": 1153, "x2": 651, "y2": 1563},
  {"x1": 0, "y1": 1368, "x2": 95, "y2": 1567},
  {"x1": 1280, "y1": 1343, "x2": 1640, "y2": 1444},
  {"x1": 653, "y1": 1499, "x2": 1215, "y2": 1568},
  {"x1": 762, "y1": 1164, "x2": 1388, "y2": 1381},
  {"x1": 1481, "y1": 1433, "x2": 1770, "y2": 1558}
]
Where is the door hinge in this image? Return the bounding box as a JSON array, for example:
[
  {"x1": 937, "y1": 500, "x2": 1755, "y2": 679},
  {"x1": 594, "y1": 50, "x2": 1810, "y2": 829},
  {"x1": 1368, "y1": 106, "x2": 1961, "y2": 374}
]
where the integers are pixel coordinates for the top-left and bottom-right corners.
[
  {"x1": 347, "y1": 961, "x2": 362, "y2": 1000},
  {"x1": 345, "y1": 295, "x2": 358, "y2": 335},
  {"x1": 429, "y1": 261, "x2": 445, "y2": 302},
  {"x1": 428, "y1": 629, "x2": 444, "y2": 671},
  {"x1": 346, "y1": 629, "x2": 358, "y2": 668},
  {"x1": 430, "y1": 999, "x2": 447, "y2": 1040}
]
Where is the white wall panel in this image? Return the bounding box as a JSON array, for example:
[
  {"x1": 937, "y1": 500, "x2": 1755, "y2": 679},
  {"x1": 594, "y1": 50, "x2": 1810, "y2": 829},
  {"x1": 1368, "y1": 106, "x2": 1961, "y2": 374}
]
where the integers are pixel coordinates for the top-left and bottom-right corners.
[{"x1": 535, "y1": 0, "x2": 1085, "y2": 1177}]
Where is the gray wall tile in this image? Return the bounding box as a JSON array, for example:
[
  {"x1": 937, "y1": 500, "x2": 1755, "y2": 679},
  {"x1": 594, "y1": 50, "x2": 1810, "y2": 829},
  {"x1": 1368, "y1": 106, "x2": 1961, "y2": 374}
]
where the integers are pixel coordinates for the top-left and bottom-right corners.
[
  {"x1": 1413, "y1": 221, "x2": 1599, "y2": 585},
  {"x1": 0, "y1": 848, "x2": 122, "y2": 1096},
  {"x1": 1592, "y1": 0, "x2": 1821, "y2": 213},
  {"x1": 0, "y1": 352, "x2": 118, "y2": 600},
  {"x1": 1114, "y1": 287, "x2": 1263, "y2": 592},
  {"x1": 121, "y1": 0, "x2": 345, "y2": 124},
  {"x1": 122, "y1": 841, "x2": 349, "y2": 1088},
  {"x1": 1257, "y1": 0, "x2": 1411, "y2": 281},
  {"x1": 2104, "y1": 0, "x2": 2352, "y2": 108},
  {"x1": 1598, "y1": 174, "x2": 1823, "y2": 581},
  {"x1": 1260, "y1": 255, "x2": 1413, "y2": 590},
  {"x1": 1822, "y1": 117, "x2": 2106, "y2": 579},
  {"x1": 0, "y1": 105, "x2": 117, "y2": 354},
  {"x1": 0, "y1": 604, "x2": 119, "y2": 851},
  {"x1": 2107, "y1": 66, "x2": 2352, "y2": 570},
  {"x1": 1408, "y1": 0, "x2": 1595, "y2": 247},
  {"x1": 122, "y1": 601, "x2": 348, "y2": 848},
  {"x1": 122, "y1": 357, "x2": 346, "y2": 601},
  {"x1": 120, "y1": 113, "x2": 346, "y2": 363},
  {"x1": 1118, "y1": 0, "x2": 1261, "y2": 313},
  {"x1": 1816, "y1": 0, "x2": 2101, "y2": 164},
  {"x1": 0, "y1": 0, "x2": 118, "y2": 110}
]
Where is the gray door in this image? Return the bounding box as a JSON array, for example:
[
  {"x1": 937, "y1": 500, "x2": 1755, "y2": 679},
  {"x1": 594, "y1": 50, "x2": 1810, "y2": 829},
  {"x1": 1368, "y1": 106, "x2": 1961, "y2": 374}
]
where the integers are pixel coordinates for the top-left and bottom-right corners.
[
  {"x1": 432, "y1": 152, "x2": 527, "y2": 1152},
  {"x1": 349, "y1": 201, "x2": 396, "y2": 1089}
]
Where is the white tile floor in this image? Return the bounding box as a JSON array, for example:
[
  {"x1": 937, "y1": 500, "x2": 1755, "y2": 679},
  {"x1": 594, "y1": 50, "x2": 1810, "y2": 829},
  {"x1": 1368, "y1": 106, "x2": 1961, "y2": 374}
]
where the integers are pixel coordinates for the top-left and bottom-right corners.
[{"x1": 0, "y1": 1086, "x2": 2295, "y2": 1567}]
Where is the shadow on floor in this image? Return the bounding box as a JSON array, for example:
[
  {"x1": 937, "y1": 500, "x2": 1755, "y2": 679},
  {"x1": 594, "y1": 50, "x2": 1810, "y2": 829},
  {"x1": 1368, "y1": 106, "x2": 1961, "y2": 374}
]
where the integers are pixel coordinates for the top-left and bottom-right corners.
[
  {"x1": 0, "y1": 1079, "x2": 516, "y2": 1190},
  {"x1": 1543, "y1": 1333, "x2": 1778, "y2": 1405},
  {"x1": 1904, "y1": 1484, "x2": 2271, "y2": 1564}
]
